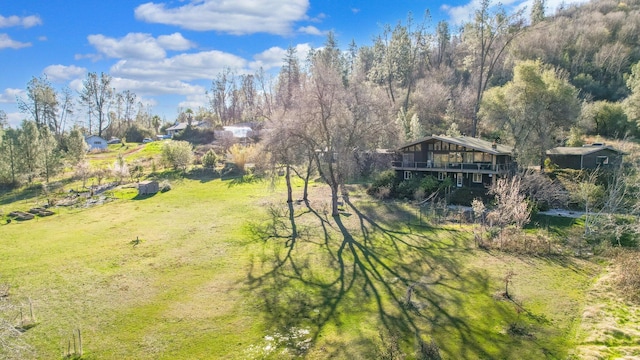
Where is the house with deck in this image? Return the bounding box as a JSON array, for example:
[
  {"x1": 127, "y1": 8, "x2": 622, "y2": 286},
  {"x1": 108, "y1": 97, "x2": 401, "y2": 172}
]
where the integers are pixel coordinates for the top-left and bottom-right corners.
[
  {"x1": 546, "y1": 144, "x2": 625, "y2": 170},
  {"x1": 392, "y1": 135, "x2": 516, "y2": 188}
]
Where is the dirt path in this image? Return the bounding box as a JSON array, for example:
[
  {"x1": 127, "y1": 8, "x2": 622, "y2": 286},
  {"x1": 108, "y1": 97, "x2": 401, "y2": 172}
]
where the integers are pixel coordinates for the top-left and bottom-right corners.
[
  {"x1": 572, "y1": 265, "x2": 640, "y2": 359},
  {"x1": 89, "y1": 144, "x2": 145, "y2": 159}
]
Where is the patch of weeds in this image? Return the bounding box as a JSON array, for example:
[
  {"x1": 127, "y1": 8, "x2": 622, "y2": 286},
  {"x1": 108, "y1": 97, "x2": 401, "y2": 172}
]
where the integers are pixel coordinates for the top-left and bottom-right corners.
[
  {"x1": 244, "y1": 327, "x2": 312, "y2": 359},
  {"x1": 376, "y1": 328, "x2": 405, "y2": 360},
  {"x1": 159, "y1": 180, "x2": 171, "y2": 192},
  {"x1": 416, "y1": 337, "x2": 442, "y2": 360},
  {"x1": 506, "y1": 322, "x2": 532, "y2": 338}
]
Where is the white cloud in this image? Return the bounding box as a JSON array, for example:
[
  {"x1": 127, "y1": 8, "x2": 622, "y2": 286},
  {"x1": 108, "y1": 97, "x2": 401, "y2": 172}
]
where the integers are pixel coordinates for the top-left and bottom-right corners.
[
  {"x1": 157, "y1": 33, "x2": 195, "y2": 51},
  {"x1": 43, "y1": 65, "x2": 87, "y2": 82},
  {"x1": 178, "y1": 93, "x2": 209, "y2": 110},
  {"x1": 111, "y1": 77, "x2": 206, "y2": 96},
  {"x1": 110, "y1": 50, "x2": 248, "y2": 81},
  {"x1": 442, "y1": 0, "x2": 591, "y2": 25},
  {"x1": 0, "y1": 88, "x2": 23, "y2": 104},
  {"x1": 0, "y1": 14, "x2": 42, "y2": 28},
  {"x1": 88, "y1": 33, "x2": 164, "y2": 60},
  {"x1": 0, "y1": 33, "x2": 31, "y2": 49},
  {"x1": 298, "y1": 25, "x2": 324, "y2": 36},
  {"x1": 249, "y1": 43, "x2": 311, "y2": 71},
  {"x1": 74, "y1": 53, "x2": 103, "y2": 62},
  {"x1": 134, "y1": 0, "x2": 310, "y2": 35},
  {"x1": 68, "y1": 79, "x2": 84, "y2": 93},
  {"x1": 6, "y1": 112, "x2": 23, "y2": 128}
]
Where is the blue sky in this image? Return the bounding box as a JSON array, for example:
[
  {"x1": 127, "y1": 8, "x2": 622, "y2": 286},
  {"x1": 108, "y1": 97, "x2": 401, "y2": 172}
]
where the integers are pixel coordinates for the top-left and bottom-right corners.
[{"x1": 0, "y1": 0, "x2": 588, "y2": 128}]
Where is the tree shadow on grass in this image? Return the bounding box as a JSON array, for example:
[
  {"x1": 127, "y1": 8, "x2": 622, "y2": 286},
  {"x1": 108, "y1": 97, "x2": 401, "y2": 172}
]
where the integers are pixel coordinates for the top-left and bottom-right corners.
[
  {"x1": 242, "y1": 196, "x2": 558, "y2": 359},
  {"x1": 131, "y1": 192, "x2": 158, "y2": 200}
]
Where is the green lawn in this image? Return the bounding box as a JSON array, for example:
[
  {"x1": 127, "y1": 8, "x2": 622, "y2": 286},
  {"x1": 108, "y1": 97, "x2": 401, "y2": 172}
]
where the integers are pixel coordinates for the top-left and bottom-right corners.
[{"x1": 0, "y1": 176, "x2": 602, "y2": 359}]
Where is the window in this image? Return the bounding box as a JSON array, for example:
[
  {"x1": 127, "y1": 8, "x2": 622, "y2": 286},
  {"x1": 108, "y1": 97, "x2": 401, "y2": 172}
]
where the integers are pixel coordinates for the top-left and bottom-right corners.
[
  {"x1": 596, "y1": 156, "x2": 609, "y2": 165},
  {"x1": 434, "y1": 142, "x2": 441, "y2": 150},
  {"x1": 448, "y1": 152, "x2": 463, "y2": 164},
  {"x1": 437, "y1": 172, "x2": 446, "y2": 181},
  {"x1": 404, "y1": 171, "x2": 412, "y2": 180},
  {"x1": 434, "y1": 153, "x2": 447, "y2": 167},
  {"x1": 472, "y1": 173, "x2": 483, "y2": 183}
]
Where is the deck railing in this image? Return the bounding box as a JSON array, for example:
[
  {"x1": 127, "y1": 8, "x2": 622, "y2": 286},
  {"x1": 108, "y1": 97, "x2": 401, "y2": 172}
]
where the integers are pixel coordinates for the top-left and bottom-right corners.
[{"x1": 391, "y1": 161, "x2": 515, "y2": 172}]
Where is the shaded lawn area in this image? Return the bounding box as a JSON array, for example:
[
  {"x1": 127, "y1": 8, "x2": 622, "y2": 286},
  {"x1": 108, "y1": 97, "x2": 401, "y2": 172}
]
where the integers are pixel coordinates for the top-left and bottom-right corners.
[
  {"x1": 0, "y1": 178, "x2": 601, "y2": 359},
  {"x1": 245, "y1": 193, "x2": 601, "y2": 359}
]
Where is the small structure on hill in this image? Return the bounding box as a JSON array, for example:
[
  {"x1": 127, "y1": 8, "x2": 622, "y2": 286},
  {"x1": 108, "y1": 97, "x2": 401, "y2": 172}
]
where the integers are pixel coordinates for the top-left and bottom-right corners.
[
  {"x1": 546, "y1": 144, "x2": 626, "y2": 170},
  {"x1": 85, "y1": 135, "x2": 107, "y2": 151},
  {"x1": 138, "y1": 180, "x2": 159, "y2": 195}
]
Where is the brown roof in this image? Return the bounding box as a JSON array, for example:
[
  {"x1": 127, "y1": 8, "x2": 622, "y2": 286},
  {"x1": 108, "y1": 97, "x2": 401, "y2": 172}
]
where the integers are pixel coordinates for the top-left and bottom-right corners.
[
  {"x1": 546, "y1": 145, "x2": 625, "y2": 156},
  {"x1": 400, "y1": 135, "x2": 513, "y2": 155}
]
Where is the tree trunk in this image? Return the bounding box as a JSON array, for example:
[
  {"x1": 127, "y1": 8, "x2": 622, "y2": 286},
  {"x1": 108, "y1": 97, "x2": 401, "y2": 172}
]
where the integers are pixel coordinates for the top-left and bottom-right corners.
[
  {"x1": 285, "y1": 164, "x2": 293, "y2": 203},
  {"x1": 331, "y1": 185, "x2": 340, "y2": 217},
  {"x1": 303, "y1": 156, "x2": 313, "y2": 201}
]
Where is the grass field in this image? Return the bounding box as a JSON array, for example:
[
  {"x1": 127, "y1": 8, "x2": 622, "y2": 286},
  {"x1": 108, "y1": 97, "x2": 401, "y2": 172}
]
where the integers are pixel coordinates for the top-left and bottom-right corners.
[
  {"x1": 0, "y1": 142, "x2": 603, "y2": 359},
  {"x1": 0, "y1": 162, "x2": 607, "y2": 359}
]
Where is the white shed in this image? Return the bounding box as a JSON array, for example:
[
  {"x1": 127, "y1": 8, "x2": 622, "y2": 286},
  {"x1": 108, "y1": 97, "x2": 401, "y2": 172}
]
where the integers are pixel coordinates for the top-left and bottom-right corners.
[{"x1": 85, "y1": 135, "x2": 108, "y2": 151}]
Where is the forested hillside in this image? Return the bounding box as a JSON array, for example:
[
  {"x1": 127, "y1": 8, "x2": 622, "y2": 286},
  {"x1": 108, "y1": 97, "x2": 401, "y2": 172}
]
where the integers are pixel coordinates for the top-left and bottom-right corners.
[{"x1": 2, "y1": 0, "x2": 640, "y2": 186}]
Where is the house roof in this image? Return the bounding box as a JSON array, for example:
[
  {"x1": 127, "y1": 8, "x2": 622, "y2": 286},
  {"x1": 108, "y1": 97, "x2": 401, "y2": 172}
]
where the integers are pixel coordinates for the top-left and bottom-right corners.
[
  {"x1": 166, "y1": 122, "x2": 188, "y2": 131},
  {"x1": 166, "y1": 121, "x2": 208, "y2": 131},
  {"x1": 399, "y1": 135, "x2": 513, "y2": 155},
  {"x1": 546, "y1": 145, "x2": 626, "y2": 156},
  {"x1": 84, "y1": 135, "x2": 106, "y2": 141}
]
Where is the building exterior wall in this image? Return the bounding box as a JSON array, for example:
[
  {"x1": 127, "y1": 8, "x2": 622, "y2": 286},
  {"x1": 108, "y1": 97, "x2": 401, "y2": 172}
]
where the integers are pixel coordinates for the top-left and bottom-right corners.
[
  {"x1": 548, "y1": 149, "x2": 623, "y2": 170},
  {"x1": 548, "y1": 154, "x2": 581, "y2": 169},
  {"x1": 582, "y1": 149, "x2": 622, "y2": 169}
]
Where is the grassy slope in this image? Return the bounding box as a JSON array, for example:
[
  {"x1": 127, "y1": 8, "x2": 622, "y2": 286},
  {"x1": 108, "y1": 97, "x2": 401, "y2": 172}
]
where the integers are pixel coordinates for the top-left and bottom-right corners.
[
  {"x1": 574, "y1": 264, "x2": 640, "y2": 359},
  {"x1": 0, "y1": 174, "x2": 602, "y2": 359}
]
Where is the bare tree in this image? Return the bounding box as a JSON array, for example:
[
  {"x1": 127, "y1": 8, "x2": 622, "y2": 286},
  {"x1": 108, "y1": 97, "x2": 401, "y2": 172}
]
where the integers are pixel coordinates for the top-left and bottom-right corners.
[
  {"x1": 57, "y1": 87, "x2": 74, "y2": 137},
  {"x1": 79, "y1": 72, "x2": 114, "y2": 137},
  {"x1": 18, "y1": 75, "x2": 58, "y2": 132},
  {"x1": 487, "y1": 176, "x2": 531, "y2": 247},
  {"x1": 519, "y1": 169, "x2": 569, "y2": 209},
  {"x1": 463, "y1": 0, "x2": 525, "y2": 136}
]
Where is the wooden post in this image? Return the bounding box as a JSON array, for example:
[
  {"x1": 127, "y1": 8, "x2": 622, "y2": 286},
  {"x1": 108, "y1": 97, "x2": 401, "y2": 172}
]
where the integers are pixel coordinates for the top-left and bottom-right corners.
[{"x1": 78, "y1": 329, "x2": 83, "y2": 356}]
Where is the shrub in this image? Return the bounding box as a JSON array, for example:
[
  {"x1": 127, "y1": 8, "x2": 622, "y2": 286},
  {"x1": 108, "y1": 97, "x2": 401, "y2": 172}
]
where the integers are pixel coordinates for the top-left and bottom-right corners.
[
  {"x1": 420, "y1": 176, "x2": 439, "y2": 193},
  {"x1": 201, "y1": 149, "x2": 219, "y2": 170},
  {"x1": 172, "y1": 126, "x2": 215, "y2": 144},
  {"x1": 396, "y1": 177, "x2": 422, "y2": 199},
  {"x1": 376, "y1": 186, "x2": 392, "y2": 200},
  {"x1": 367, "y1": 170, "x2": 398, "y2": 196},
  {"x1": 227, "y1": 144, "x2": 254, "y2": 173},
  {"x1": 159, "y1": 180, "x2": 171, "y2": 192},
  {"x1": 449, "y1": 187, "x2": 489, "y2": 206},
  {"x1": 162, "y1": 140, "x2": 194, "y2": 172}
]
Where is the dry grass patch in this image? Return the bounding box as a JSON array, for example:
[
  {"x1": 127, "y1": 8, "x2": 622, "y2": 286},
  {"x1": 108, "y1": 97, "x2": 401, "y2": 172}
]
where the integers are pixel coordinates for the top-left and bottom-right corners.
[{"x1": 574, "y1": 264, "x2": 640, "y2": 359}]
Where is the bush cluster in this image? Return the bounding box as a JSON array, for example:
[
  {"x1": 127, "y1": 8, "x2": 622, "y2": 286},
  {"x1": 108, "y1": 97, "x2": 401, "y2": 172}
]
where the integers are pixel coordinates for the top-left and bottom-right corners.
[
  {"x1": 124, "y1": 124, "x2": 154, "y2": 143},
  {"x1": 173, "y1": 126, "x2": 215, "y2": 144},
  {"x1": 367, "y1": 170, "x2": 449, "y2": 201}
]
